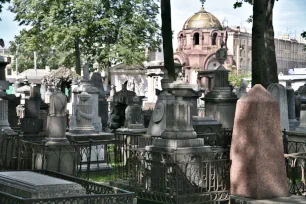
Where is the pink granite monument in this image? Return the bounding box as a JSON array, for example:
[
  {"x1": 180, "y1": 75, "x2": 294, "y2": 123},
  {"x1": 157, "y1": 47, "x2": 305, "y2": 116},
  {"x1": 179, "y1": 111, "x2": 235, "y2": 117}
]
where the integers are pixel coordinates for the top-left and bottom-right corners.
[{"x1": 230, "y1": 84, "x2": 289, "y2": 199}]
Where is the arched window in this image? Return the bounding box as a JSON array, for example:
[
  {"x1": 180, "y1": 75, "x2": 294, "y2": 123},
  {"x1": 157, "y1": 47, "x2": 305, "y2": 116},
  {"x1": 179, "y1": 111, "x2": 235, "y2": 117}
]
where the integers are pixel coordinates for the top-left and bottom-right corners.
[
  {"x1": 179, "y1": 34, "x2": 184, "y2": 46},
  {"x1": 194, "y1": 33, "x2": 200, "y2": 45},
  {"x1": 212, "y1": 33, "x2": 218, "y2": 45}
]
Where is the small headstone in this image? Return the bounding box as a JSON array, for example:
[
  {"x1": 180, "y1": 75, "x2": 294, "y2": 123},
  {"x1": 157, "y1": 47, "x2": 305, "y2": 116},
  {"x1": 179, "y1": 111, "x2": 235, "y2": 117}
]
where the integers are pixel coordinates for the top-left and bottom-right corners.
[
  {"x1": 286, "y1": 81, "x2": 299, "y2": 131},
  {"x1": 124, "y1": 96, "x2": 145, "y2": 130},
  {"x1": 230, "y1": 85, "x2": 288, "y2": 199},
  {"x1": 267, "y1": 83, "x2": 289, "y2": 130}
]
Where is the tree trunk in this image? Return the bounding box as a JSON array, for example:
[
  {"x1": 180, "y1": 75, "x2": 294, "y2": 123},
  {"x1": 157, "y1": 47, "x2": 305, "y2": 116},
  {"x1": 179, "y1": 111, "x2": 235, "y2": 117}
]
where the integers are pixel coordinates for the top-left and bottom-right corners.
[
  {"x1": 161, "y1": 0, "x2": 175, "y2": 81},
  {"x1": 265, "y1": 0, "x2": 278, "y2": 83},
  {"x1": 252, "y1": 0, "x2": 267, "y2": 87},
  {"x1": 75, "y1": 38, "x2": 81, "y2": 75}
]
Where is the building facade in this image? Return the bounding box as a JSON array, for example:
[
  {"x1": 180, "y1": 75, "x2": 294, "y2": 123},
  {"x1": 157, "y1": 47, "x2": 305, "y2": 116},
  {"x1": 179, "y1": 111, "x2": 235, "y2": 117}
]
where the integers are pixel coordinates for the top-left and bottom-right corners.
[{"x1": 174, "y1": 5, "x2": 306, "y2": 85}]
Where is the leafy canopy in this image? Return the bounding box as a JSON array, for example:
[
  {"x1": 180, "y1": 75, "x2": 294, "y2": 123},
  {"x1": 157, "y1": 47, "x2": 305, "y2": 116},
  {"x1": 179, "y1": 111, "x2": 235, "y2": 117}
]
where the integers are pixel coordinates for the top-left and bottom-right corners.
[{"x1": 9, "y1": 0, "x2": 161, "y2": 71}]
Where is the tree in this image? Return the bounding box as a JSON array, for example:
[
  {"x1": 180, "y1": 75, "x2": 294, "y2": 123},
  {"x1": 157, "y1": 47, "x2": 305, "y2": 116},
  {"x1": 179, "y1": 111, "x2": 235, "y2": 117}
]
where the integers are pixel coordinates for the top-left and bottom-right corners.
[
  {"x1": 0, "y1": 0, "x2": 9, "y2": 15},
  {"x1": 10, "y1": 0, "x2": 161, "y2": 79},
  {"x1": 161, "y1": 0, "x2": 175, "y2": 81},
  {"x1": 234, "y1": 0, "x2": 279, "y2": 87}
]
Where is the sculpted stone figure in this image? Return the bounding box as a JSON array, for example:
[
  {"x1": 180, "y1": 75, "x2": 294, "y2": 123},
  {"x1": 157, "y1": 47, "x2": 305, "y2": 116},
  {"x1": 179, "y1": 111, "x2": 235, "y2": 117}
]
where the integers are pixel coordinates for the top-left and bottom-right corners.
[{"x1": 49, "y1": 90, "x2": 67, "y2": 117}]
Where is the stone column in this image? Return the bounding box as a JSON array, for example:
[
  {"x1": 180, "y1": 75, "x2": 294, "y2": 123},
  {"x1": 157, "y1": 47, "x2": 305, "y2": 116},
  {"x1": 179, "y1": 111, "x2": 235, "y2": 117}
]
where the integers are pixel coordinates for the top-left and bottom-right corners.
[
  {"x1": 286, "y1": 81, "x2": 299, "y2": 131},
  {"x1": 267, "y1": 83, "x2": 289, "y2": 131},
  {"x1": 0, "y1": 88, "x2": 16, "y2": 136}
]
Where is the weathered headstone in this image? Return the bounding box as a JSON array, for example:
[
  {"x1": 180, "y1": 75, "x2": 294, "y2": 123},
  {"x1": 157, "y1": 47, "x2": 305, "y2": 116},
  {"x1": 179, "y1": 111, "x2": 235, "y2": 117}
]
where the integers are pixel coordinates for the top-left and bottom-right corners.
[
  {"x1": 230, "y1": 84, "x2": 288, "y2": 199},
  {"x1": 286, "y1": 81, "x2": 299, "y2": 131},
  {"x1": 91, "y1": 72, "x2": 108, "y2": 130},
  {"x1": 203, "y1": 46, "x2": 238, "y2": 128},
  {"x1": 124, "y1": 96, "x2": 145, "y2": 130},
  {"x1": 46, "y1": 85, "x2": 68, "y2": 145},
  {"x1": 267, "y1": 83, "x2": 289, "y2": 131}
]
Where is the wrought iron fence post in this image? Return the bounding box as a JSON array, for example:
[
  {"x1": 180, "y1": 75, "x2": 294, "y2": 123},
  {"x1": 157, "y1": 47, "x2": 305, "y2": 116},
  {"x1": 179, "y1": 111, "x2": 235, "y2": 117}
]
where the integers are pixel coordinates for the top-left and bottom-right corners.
[
  {"x1": 87, "y1": 139, "x2": 93, "y2": 180},
  {"x1": 283, "y1": 129, "x2": 288, "y2": 154},
  {"x1": 42, "y1": 140, "x2": 46, "y2": 171}
]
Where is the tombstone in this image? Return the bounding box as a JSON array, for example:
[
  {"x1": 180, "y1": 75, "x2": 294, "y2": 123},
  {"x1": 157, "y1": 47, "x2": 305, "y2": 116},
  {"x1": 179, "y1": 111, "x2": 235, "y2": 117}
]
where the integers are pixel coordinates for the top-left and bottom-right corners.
[
  {"x1": 0, "y1": 171, "x2": 85, "y2": 198},
  {"x1": 90, "y1": 72, "x2": 108, "y2": 130},
  {"x1": 46, "y1": 85, "x2": 68, "y2": 145},
  {"x1": 203, "y1": 47, "x2": 238, "y2": 128},
  {"x1": 124, "y1": 96, "x2": 145, "y2": 130},
  {"x1": 235, "y1": 79, "x2": 248, "y2": 98},
  {"x1": 286, "y1": 81, "x2": 299, "y2": 131},
  {"x1": 295, "y1": 91, "x2": 301, "y2": 120},
  {"x1": 107, "y1": 81, "x2": 136, "y2": 132},
  {"x1": 267, "y1": 83, "x2": 289, "y2": 131},
  {"x1": 68, "y1": 78, "x2": 79, "y2": 131},
  {"x1": 16, "y1": 78, "x2": 43, "y2": 142},
  {"x1": 230, "y1": 85, "x2": 288, "y2": 199}
]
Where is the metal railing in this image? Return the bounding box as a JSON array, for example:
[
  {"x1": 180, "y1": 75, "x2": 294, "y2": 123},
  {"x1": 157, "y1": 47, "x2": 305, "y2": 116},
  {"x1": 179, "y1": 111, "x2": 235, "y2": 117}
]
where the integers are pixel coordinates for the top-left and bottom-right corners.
[{"x1": 128, "y1": 148, "x2": 230, "y2": 204}]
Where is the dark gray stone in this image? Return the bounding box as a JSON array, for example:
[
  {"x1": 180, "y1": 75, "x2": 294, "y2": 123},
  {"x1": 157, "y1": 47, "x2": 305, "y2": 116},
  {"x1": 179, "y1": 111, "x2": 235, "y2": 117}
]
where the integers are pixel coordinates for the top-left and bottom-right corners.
[
  {"x1": 0, "y1": 171, "x2": 86, "y2": 198},
  {"x1": 230, "y1": 195, "x2": 304, "y2": 204}
]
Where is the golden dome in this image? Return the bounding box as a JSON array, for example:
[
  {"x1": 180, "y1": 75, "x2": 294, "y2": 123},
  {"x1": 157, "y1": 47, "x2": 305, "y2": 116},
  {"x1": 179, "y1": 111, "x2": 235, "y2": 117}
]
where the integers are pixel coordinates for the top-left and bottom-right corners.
[{"x1": 183, "y1": 7, "x2": 222, "y2": 30}]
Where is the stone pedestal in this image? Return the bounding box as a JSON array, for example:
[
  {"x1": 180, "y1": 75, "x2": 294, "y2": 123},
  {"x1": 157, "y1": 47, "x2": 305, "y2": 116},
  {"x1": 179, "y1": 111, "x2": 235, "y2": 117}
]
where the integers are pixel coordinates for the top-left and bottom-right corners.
[
  {"x1": 203, "y1": 66, "x2": 237, "y2": 129},
  {"x1": 145, "y1": 79, "x2": 175, "y2": 137},
  {"x1": 230, "y1": 195, "x2": 305, "y2": 204},
  {"x1": 0, "y1": 89, "x2": 17, "y2": 136},
  {"x1": 230, "y1": 85, "x2": 288, "y2": 199},
  {"x1": 286, "y1": 82, "x2": 299, "y2": 131},
  {"x1": 267, "y1": 83, "x2": 289, "y2": 130},
  {"x1": 75, "y1": 80, "x2": 102, "y2": 132},
  {"x1": 46, "y1": 116, "x2": 68, "y2": 145}
]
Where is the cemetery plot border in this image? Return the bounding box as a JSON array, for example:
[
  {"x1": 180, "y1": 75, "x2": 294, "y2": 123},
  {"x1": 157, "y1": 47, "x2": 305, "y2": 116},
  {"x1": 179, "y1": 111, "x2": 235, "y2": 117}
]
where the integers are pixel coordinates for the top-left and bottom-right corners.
[
  {"x1": 0, "y1": 170, "x2": 134, "y2": 204},
  {"x1": 128, "y1": 148, "x2": 230, "y2": 204}
]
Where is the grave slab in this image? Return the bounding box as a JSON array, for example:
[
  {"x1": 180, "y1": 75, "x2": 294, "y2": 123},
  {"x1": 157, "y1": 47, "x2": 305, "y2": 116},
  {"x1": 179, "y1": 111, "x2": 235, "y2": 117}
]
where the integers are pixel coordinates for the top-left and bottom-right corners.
[{"x1": 0, "y1": 171, "x2": 86, "y2": 198}]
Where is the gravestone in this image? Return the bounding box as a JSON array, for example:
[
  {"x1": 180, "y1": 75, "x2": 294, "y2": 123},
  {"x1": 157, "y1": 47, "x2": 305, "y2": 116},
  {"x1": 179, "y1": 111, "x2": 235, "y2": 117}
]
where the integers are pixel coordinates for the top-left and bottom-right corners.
[
  {"x1": 91, "y1": 72, "x2": 108, "y2": 130},
  {"x1": 203, "y1": 46, "x2": 238, "y2": 128},
  {"x1": 286, "y1": 81, "x2": 299, "y2": 131},
  {"x1": 68, "y1": 78, "x2": 79, "y2": 131},
  {"x1": 0, "y1": 87, "x2": 17, "y2": 136},
  {"x1": 16, "y1": 78, "x2": 43, "y2": 141},
  {"x1": 46, "y1": 84, "x2": 68, "y2": 145},
  {"x1": 0, "y1": 171, "x2": 85, "y2": 198},
  {"x1": 230, "y1": 84, "x2": 288, "y2": 199},
  {"x1": 267, "y1": 83, "x2": 289, "y2": 131},
  {"x1": 124, "y1": 96, "x2": 145, "y2": 130}
]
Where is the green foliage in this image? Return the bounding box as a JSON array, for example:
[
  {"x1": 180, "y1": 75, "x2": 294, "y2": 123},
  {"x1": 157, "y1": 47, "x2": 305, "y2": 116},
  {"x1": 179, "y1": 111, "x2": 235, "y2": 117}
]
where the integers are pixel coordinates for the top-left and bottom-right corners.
[
  {"x1": 9, "y1": 0, "x2": 161, "y2": 71},
  {"x1": 229, "y1": 72, "x2": 251, "y2": 88},
  {"x1": 0, "y1": 0, "x2": 10, "y2": 20}
]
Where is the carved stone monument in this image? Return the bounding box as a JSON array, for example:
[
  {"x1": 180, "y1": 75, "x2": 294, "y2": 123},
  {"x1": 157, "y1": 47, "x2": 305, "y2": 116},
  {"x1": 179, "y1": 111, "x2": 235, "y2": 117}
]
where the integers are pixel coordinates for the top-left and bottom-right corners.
[
  {"x1": 267, "y1": 83, "x2": 289, "y2": 131},
  {"x1": 16, "y1": 78, "x2": 43, "y2": 141},
  {"x1": 0, "y1": 87, "x2": 17, "y2": 136},
  {"x1": 91, "y1": 72, "x2": 108, "y2": 130},
  {"x1": 46, "y1": 85, "x2": 68, "y2": 145},
  {"x1": 203, "y1": 46, "x2": 238, "y2": 128}
]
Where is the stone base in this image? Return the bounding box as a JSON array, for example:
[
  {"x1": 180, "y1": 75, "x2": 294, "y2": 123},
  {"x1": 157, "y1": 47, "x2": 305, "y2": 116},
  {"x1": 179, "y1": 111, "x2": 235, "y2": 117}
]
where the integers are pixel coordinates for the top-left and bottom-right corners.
[
  {"x1": 152, "y1": 138, "x2": 204, "y2": 148},
  {"x1": 66, "y1": 132, "x2": 114, "y2": 142},
  {"x1": 161, "y1": 129, "x2": 197, "y2": 140},
  {"x1": 45, "y1": 138, "x2": 69, "y2": 145},
  {"x1": 0, "y1": 171, "x2": 86, "y2": 198},
  {"x1": 46, "y1": 116, "x2": 68, "y2": 145},
  {"x1": 0, "y1": 127, "x2": 18, "y2": 136},
  {"x1": 117, "y1": 127, "x2": 147, "y2": 134},
  {"x1": 294, "y1": 125, "x2": 306, "y2": 133},
  {"x1": 230, "y1": 195, "x2": 303, "y2": 204}
]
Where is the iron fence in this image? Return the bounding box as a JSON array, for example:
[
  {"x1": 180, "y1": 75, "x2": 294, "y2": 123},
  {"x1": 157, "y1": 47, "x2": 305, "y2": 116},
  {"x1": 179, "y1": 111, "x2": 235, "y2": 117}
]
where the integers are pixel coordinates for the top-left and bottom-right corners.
[
  {"x1": 128, "y1": 148, "x2": 230, "y2": 204},
  {"x1": 0, "y1": 170, "x2": 134, "y2": 204}
]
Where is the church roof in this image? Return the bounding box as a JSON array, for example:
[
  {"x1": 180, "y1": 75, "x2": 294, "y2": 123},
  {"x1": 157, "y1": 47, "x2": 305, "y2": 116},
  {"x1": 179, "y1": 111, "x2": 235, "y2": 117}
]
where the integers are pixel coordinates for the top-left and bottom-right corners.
[{"x1": 183, "y1": 6, "x2": 222, "y2": 30}]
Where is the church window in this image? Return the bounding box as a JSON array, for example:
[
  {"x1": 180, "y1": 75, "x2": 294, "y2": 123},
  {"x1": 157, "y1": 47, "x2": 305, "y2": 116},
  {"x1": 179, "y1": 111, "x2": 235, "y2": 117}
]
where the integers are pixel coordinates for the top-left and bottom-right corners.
[
  {"x1": 212, "y1": 33, "x2": 218, "y2": 45},
  {"x1": 194, "y1": 33, "x2": 200, "y2": 45}
]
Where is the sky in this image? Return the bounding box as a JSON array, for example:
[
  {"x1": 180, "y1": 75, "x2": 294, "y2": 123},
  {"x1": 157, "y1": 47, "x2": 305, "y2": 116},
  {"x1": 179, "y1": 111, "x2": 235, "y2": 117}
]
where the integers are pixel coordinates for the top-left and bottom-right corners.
[{"x1": 0, "y1": 0, "x2": 306, "y2": 49}]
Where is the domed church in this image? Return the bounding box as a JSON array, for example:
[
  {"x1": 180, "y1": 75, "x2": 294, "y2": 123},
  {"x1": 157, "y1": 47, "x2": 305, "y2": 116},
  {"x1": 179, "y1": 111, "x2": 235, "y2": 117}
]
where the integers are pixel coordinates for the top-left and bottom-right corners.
[{"x1": 174, "y1": 1, "x2": 234, "y2": 85}]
